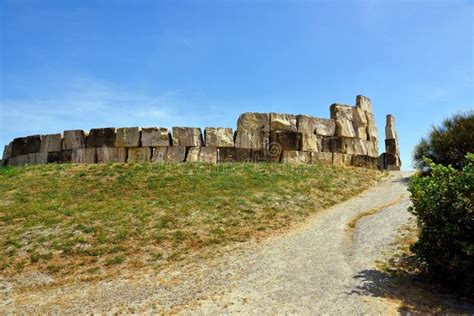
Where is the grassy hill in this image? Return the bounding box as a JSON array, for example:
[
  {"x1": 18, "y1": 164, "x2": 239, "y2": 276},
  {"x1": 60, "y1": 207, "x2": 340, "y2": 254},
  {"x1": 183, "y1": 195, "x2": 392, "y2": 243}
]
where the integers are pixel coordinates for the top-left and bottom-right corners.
[{"x1": 0, "y1": 162, "x2": 379, "y2": 284}]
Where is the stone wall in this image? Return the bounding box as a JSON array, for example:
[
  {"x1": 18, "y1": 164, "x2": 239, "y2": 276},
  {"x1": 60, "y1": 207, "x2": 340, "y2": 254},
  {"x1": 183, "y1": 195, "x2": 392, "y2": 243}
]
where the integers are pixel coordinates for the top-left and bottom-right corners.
[{"x1": 1, "y1": 95, "x2": 400, "y2": 170}]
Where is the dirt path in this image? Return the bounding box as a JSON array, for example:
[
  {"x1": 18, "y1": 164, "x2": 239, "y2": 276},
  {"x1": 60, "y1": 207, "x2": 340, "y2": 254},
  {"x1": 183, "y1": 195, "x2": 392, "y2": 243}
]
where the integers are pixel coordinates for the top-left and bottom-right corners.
[{"x1": 3, "y1": 171, "x2": 473, "y2": 314}]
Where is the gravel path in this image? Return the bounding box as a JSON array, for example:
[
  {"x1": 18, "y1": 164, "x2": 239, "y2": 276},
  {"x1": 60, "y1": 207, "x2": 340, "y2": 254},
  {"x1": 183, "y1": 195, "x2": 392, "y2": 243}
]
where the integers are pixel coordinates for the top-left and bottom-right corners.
[{"x1": 3, "y1": 171, "x2": 473, "y2": 314}]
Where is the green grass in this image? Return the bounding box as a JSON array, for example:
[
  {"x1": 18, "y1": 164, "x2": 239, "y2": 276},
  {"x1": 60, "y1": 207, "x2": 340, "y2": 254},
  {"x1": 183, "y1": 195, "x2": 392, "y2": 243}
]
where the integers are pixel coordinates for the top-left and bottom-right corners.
[{"x1": 0, "y1": 162, "x2": 379, "y2": 281}]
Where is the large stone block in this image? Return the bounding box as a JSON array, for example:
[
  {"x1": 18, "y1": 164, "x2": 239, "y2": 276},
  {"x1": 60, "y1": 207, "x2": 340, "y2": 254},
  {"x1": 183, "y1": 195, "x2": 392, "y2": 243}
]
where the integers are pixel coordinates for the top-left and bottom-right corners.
[
  {"x1": 28, "y1": 152, "x2": 48, "y2": 164},
  {"x1": 332, "y1": 153, "x2": 353, "y2": 167},
  {"x1": 366, "y1": 124, "x2": 378, "y2": 142},
  {"x1": 152, "y1": 146, "x2": 186, "y2": 163},
  {"x1": 310, "y1": 152, "x2": 333, "y2": 165},
  {"x1": 127, "y1": 147, "x2": 151, "y2": 163},
  {"x1": 356, "y1": 95, "x2": 373, "y2": 112},
  {"x1": 335, "y1": 119, "x2": 356, "y2": 138},
  {"x1": 330, "y1": 104, "x2": 353, "y2": 121},
  {"x1": 385, "y1": 115, "x2": 398, "y2": 140},
  {"x1": 300, "y1": 133, "x2": 322, "y2": 152},
  {"x1": 269, "y1": 131, "x2": 302, "y2": 151},
  {"x1": 353, "y1": 108, "x2": 368, "y2": 140},
  {"x1": 378, "y1": 153, "x2": 386, "y2": 170},
  {"x1": 115, "y1": 127, "x2": 141, "y2": 147},
  {"x1": 237, "y1": 112, "x2": 270, "y2": 132},
  {"x1": 12, "y1": 135, "x2": 41, "y2": 156},
  {"x1": 3, "y1": 143, "x2": 12, "y2": 160},
  {"x1": 8, "y1": 154, "x2": 30, "y2": 166},
  {"x1": 40, "y1": 134, "x2": 62, "y2": 153},
  {"x1": 141, "y1": 128, "x2": 170, "y2": 147},
  {"x1": 296, "y1": 115, "x2": 335, "y2": 136},
  {"x1": 270, "y1": 113, "x2": 297, "y2": 132},
  {"x1": 62, "y1": 130, "x2": 86, "y2": 150},
  {"x1": 86, "y1": 128, "x2": 116, "y2": 148},
  {"x1": 186, "y1": 147, "x2": 200, "y2": 162},
  {"x1": 352, "y1": 155, "x2": 370, "y2": 168},
  {"x1": 385, "y1": 139, "x2": 400, "y2": 155},
  {"x1": 251, "y1": 148, "x2": 281, "y2": 163},
  {"x1": 96, "y1": 147, "x2": 127, "y2": 163},
  {"x1": 366, "y1": 141, "x2": 379, "y2": 158},
  {"x1": 47, "y1": 151, "x2": 72, "y2": 164},
  {"x1": 352, "y1": 107, "x2": 368, "y2": 125},
  {"x1": 234, "y1": 130, "x2": 269, "y2": 149},
  {"x1": 199, "y1": 147, "x2": 218, "y2": 163},
  {"x1": 172, "y1": 127, "x2": 202, "y2": 147},
  {"x1": 328, "y1": 137, "x2": 367, "y2": 155},
  {"x1": 281, "y1": 151, "x2": 310, "y2": 164},
  {"x1": 71, "y1": 148, "x2": 96, "y2": 164},
  {"x1": 204, "y1": 128, "x2": 234, "y2": 147},
  {"x1": 218, "y1": 147, "x2": 251, "y2": 162}
]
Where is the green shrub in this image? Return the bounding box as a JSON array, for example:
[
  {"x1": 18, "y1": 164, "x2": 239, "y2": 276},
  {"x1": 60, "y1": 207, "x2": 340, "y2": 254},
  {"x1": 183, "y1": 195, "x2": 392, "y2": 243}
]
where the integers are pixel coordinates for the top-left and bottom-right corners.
[
  {"x1": 413, "y1": 111, "x2": 474, "y2": 170},
  {"x1": 408, "y1": 154, "x2": 474, "y2": 296}
]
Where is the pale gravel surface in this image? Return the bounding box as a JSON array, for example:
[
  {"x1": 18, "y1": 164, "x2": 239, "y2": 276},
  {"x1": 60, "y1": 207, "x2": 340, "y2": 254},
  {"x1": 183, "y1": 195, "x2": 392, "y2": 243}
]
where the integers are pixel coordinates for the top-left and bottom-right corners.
[{"x1": 2, "y1": 171, "x2": 473, "y2": 314}]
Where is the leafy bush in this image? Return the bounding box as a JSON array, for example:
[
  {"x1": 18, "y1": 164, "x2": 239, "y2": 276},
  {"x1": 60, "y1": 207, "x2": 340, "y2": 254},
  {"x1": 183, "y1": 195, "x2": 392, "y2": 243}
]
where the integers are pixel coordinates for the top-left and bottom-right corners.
[
  {"x1": 413, "y1": 111, "x2": 474, "y2": 170},
  {"x1": 408, "y1": 154, "x2": 474, "y2": 296}
]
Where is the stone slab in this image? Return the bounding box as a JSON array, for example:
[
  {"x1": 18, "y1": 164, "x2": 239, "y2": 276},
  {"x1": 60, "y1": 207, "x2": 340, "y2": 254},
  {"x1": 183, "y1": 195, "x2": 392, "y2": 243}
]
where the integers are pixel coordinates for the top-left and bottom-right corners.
[
  {"x1": 12, "y1": 135, "x2": 42, "y2": 156},
  {"x1": 40, "y1": 134, "x2": 62, "y2": 153},
  {"x1": 310, "y1": 152, "x2": 333, "y2": 165},
  {"x1": 385, "y1": 139, "x2": 400, "y2": 156},
  {"x1": 46, "y1": 151, "x2": 72, "y2": 164},
  {"x1": 335, "y1": 119, "x2": 356, "y2": 138},
  {"x1": 9, "y1": 154, "x2": 30, "y2": 166},
  {"x1": 218, "y1": 147, "x2": 251, "y2": 163},
  {"x1": 71, "y1": 148, "x2": 96, "y2": 164},
  {"x1": 297, "y1": 115, "x2": 336, "y2": 137},
  {"x1": 172, "y1": 127, "x2": 202, "y2": 147},
  {"x1": 237, "y1": 112, "x2": 270, "y2": 132},
  {"x1": 62, "y1": 130, "x2": 86, "y2": 150},
  {"x1": 152, "y1": 146, "x2": 186, "y2": 163},
  {"x1": 385, "y1": 115, "x2": 398, "y2": 140},
  {"x1": 251, "y1": 148, "x2": 281, "y2": 163},
  {"x1": 356, "y1": 95, "x2": 373, "y2": 112},
  {"x1": 3, "y1": 143, "x2": 12, "y2": 160},
  {"x1": 270, "y1": 113, "x2": 297, "y2": 132},
  {"x1": 127, "y1": 147, "x2": 151, "y2": 163},
  {"x1": 234, "y1": 130, "x2": 269, "y2": 149},
  {"x1": 269, "y1": 131, "x2": 302, "y2": 151},
  {"x1": 96, "y1": 147, "x2": 127, "y2": 163},
  {"x1": 86, "y1": 128, "x2": 116, "y2": 148},
  {"x1": 332, "y1": 153, "x2": 353, "y2": 167},
  {"x1": 281, "y1": 151, "x2": 310, "y2": 164},
  {"x1": 115, "y1": 127, "x2": 141, "y2": 147},
  {"x1": 141, "y1": 128, "x2": 170, "y2": 147},
  {"x1": 300, "y1": 133, "x2": 322, "y2": 152},
  {"x1": 204, "y1": 128, "x2": 234, "y2": 147}
]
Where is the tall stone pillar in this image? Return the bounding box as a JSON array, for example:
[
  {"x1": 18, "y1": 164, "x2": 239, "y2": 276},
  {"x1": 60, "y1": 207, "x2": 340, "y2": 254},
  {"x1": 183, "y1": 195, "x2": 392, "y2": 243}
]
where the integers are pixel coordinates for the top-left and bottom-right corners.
[{"x1": 384, "y1": 114, "x2": 401, "y2": 170}]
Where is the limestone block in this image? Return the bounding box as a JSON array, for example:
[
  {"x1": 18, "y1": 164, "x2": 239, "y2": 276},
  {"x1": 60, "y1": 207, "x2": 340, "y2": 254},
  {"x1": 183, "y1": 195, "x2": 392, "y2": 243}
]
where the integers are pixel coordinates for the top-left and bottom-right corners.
[
  {"x1": 204, "y1": 128, "x2": 234, "y2": 147},
  {"x1": 3, "y1": 143, "x2": 12, "y2": 160},
  {"x1": 366, "y1": 112, "x2": 376, "y2": 126},
  {"x1": 329, "y1": 137, "x2": 367, "y2": 155},
  {"x1": 354, "y1": 125, "x2": 368, "y2": 140},
  {"x1": 269, "y1": 131, "x2": 302, "y2": 151},
  {"x1": 297, "y1": 115, "x2": 336, "y2": 136},
  {"x1": 199, "y1": 147, "x2": 218, "y2": 163},
  {"x1": 172, "y1": 127, "x2": 202, "y2": 147},
  {"x1": 186, "y1": 147, "x2": 200, "y2": 162},
  {"x1": 330, "y1": 104, "x2": 353, "y2": 121},
  {"x1": 71, "y1": 148, "x2": 96, "y2": 164},
  {"x1": 300, "y1": 133, "x2": 322, "y2": 152},
  {"x1": 141, "y1": 128, "x2": 170, "y2": 147},
  {"x1": 385, "y1": 115, "x2": 398, "y2": 140},
  {"x1": 321, "y1": 136, "x2": 335, "y2": 152},
  {"x1": 152, "y1": 146, "x2": 186, "y2": 163},
  {"x1": 332, "y1": 153, "x2": 353, "y2": 167},
  {"x1": 127, "y1": 147, "x2": 151, "y2": 163},
  {"x1": 377, "y1": 153, "x2": 386, "y2": 170},
  {"x1": 366, "y1": 124, "x2": 378, "y2": 142},
  {"x1": 366, "y1": 141, "x2": 379, "y2": 158},
  {"x1": 234, "y1": 130, "x2": 269, "y2": 149},
  {"x1": 40, "y1": 134, "x2": 62, "y2": 153},
  {"x1": 237, "y1": 112, "x2": 270, "y2": 132},
  {"x1": 116, "y1": 127, "x2": 141, "y2": 147},
  {"x1": 86, "y1": 128, "x2": 116, "y2": 148},
  {"x1": 352, "y1": 155, "x2": 370, "y2": 168},
  {"x1": 310, "y1": 152, "x2": 333, "y2": 165},
  {"x1": 367, "y1": 156, "x2": 379, "y2": 170},
  {"x1": 9, "y1": 154, "x2": 30, "y2": 166},
  {"x1": 46, "y1": 151, "x2": 70, "y2": 164},
  {"x1": 385, "y1": 139, "x2": 400, "y2": 155},
  {"x1": 281, "y1": 151, "x2": 310, "y2": 164},
  {"x1": 353, "y1": 108, "x2": 368, "y2": 140},
  {"x1": 353, "y1": 107, "x2": 368, "y2": 125},
  {"x1": 270, "y1": 113, "x2": 297, "y2": 132},
  {"x1": 12, "y1": 135, "x2": 41, "y2": 156},
  {"x1": 96, "y1": 147, "x2": 127, "y2": 163},
  {"x1": 28, "y1": 152, "x2": 48, "y2": 164},
  {"x1": 356, "y1": 95, "x2": 373, "y2": 112},
  {"x1": 62, "y1": 130, "x2": 86, "y2": 150},
  {"x1": 335, "y1": 119, "x2": 356, "y2": 138},
  {"x1": 218, "y1": 148, "x2": 251, "y2": 162},
  {"x1": 251, "y1": 148, "x2": 281, "y2": 163}
]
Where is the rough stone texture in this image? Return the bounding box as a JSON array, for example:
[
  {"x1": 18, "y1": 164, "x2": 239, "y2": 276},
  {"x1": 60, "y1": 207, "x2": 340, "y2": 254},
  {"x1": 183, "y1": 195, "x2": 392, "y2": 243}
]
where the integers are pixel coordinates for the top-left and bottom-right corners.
[
  {"x1": 328, "y1": 137, "x2": 367, "y2": 155},
  {"x1": 141, "y1": 128, "x2": 170, "y2": 147},
  {"x1": 218, "y1": 148, "x2": 251, "y2": 163},
  {"x1": 198, "y1": 147, "x2": 218, "y2": 163},
  {"x1": 330, "y1": 104, "x2": 353, "y2": 121},
  {"x1": 204, "y1": 128, "x2": 234, "y2": 147},
  {"x1": 281, "y1": 151, "x2": 310, "y2": 164},
  {"x1": 9, "y1": 154, "x2": 30, "y2": 166},
  {"x1": 385, "y1": 115, "x2": 397, "y2": 140},
  {"x1": 116, "y1": 127, "x2": 141, "y2": 147},
  {"x1": 127, "y1": 147, "x2": 151, "y2": 163},
  {"x1": 356, "y1": 95, "x2": 373, "y2": 112},
  {"x1": 29, "y1": 152, "x2": 48, "y2": 164},
  {"x1": 365, "y1": 112, "x2": 378, "y2": 142},
  {"x1": 300, "y1": 134, "x2": 322, "y2": 152},
  {"x1": 96, "y1": 147, "x2": 127, "y2": 163},
  {"x1": 71, "y1": 148, "x2": 96, "y2": 164},
  {"x1": 234, "y1": 130, "x2": 269, "y2": 149},
  {"x1": 269, "y1": 131, "x2": 302, "y2": 151},
  {"x1": 40, "y1": 134, "x2": 62, "y2": 153},
  {"x1": 46, "y1": 151, "x2": 72, "y2": 164},
  {"x1": 172, "y1": 128, "x2": 202, "y2": 147},
  {"x1": 352, "y1": 108, "x2": 368, "y2": 140},
  {"x1": 366, "y1": 141, "x2": 379, "y2": 158},
  {"x1": 332, "y1": 153, "x2": 353, "y2": 167},
  {"x1": 310, "y1": 152, "x2": 333, "y2": 165},
  {"x1": 334, "y1": 119, "x2": 356, "y2": 138},
  {"x1": 270, "y1": 113, "x2": 297, "y2": 132},
  {"x1": 86, "y1": 128, "x2": 116, "y2": 148},
  {"x1": 352, "y1": 155, "x2": 370, "y2": 168},
  {"x1": 12, "y1": 135, "x2": 42, "y2": 156},
  {"x1": 152, "y1": 146, "x2": 186, "y2": 163},
  {"x1": 62, "y1": 130, "x2": 86, "y2": 150},
  {"x1": 186, "y1": 147, "x2": 200, "y2": 162},
  {"x1": 297, "y1": 115, "x2": 336, "y2": 137},
  {"x1": 237, "y1": 112, "x2": 270, "y2": 132},
  {"x1": 377, "y1": 153, "x2": 386, "y2": 170},
  {"x1": 3, "y1": 143, "x2": 12, "y2": 160},
  {"x1": 251, "y1": 149, "x2": 281, "y2": 163}
]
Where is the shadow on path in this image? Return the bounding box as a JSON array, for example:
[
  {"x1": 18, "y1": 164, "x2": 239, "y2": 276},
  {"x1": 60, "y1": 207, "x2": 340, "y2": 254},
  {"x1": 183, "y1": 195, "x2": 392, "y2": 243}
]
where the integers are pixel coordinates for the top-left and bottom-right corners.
[{"x1": 348, "y1": 269, "x2": 474, "y2": 314}]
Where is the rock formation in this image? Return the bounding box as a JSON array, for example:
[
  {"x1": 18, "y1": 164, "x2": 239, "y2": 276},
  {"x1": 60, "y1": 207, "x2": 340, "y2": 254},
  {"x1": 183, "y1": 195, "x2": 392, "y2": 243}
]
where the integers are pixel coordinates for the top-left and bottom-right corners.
[{"x1": 1, "y1": 95, "x2": 401, "y2": 170}]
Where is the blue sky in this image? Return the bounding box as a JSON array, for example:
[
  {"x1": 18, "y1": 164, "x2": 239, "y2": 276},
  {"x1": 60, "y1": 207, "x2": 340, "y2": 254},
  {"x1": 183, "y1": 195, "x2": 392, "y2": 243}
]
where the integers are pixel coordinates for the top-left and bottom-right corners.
[{"x1": 1, "y1": 0, "x2": 473, "y2": 169}]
